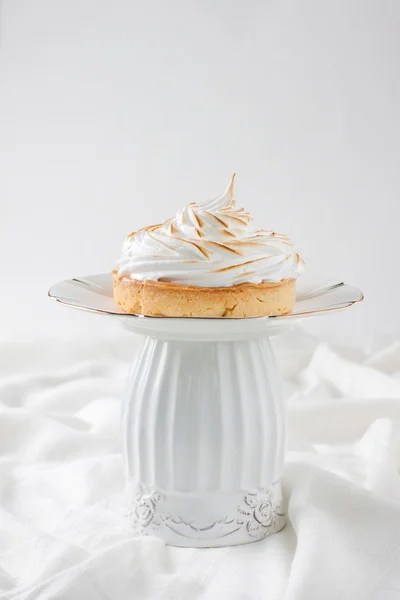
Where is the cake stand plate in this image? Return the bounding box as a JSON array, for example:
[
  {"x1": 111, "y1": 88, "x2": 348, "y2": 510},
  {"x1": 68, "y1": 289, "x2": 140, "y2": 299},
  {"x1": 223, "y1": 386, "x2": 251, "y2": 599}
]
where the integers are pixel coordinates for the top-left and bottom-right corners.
[{"x1": 49, "y1": 274, "x2": 363, "y2": 547}]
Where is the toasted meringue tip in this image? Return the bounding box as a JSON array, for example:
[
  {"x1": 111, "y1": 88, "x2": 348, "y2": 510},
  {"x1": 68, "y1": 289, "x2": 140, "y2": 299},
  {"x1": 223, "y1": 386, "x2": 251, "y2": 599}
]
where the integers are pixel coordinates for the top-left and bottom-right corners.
[{"x1": 226, "y1": 173, "x2": 236, "y2": 198}]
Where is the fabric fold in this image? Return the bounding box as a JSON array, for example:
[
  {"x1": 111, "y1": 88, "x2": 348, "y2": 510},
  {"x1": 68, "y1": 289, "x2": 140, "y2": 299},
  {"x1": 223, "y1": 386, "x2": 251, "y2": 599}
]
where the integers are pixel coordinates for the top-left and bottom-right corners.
[{"x1": 0, "y1": 331, "x2": 399, "y2": 599}]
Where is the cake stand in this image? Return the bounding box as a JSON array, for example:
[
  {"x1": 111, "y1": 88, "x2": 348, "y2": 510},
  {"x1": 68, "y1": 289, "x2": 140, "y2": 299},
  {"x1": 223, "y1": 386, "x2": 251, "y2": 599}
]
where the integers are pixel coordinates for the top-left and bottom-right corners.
[{"x1": 49, "y1": 274, "x2": 363, "y2": 548}]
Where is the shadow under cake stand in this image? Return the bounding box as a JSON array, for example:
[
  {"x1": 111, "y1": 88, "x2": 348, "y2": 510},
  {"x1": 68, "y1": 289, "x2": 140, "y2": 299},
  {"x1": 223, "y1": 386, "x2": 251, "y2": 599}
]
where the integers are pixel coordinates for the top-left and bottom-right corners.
[{"x1": 49, "y1": 274, "x2": 363, "y2": 548}]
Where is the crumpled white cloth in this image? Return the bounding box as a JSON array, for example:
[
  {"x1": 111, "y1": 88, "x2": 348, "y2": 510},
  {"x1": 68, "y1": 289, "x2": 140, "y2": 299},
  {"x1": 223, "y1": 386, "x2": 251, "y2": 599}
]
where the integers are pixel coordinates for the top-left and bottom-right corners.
[{"x1": 1, "y1": 330, "x2": 400, "y2": 600}]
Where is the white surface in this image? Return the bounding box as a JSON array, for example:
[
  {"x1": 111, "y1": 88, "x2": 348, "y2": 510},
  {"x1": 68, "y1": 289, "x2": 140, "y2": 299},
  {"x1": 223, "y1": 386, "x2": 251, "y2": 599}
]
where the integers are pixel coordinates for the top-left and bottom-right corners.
[
  {"x1": 1, "y1": 330, "x2": 400, "y2": 599},
  {"x1": 0, "y1": 0, "x2": 399, "y2": 341}
]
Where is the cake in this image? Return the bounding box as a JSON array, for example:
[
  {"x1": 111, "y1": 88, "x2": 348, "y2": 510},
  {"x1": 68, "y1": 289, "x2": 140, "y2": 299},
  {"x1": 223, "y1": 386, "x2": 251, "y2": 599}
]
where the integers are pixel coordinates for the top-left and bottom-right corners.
[{"x1": 113, "y1": 175, "x2": 304, "y2": 317}]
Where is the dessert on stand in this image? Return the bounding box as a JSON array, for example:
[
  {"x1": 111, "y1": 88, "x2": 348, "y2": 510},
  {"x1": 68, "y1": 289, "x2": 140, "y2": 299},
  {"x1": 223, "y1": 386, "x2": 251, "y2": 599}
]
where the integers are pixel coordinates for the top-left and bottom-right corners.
[{"x1": 49, "y1": 177, "x2": 363, "y2": 547}]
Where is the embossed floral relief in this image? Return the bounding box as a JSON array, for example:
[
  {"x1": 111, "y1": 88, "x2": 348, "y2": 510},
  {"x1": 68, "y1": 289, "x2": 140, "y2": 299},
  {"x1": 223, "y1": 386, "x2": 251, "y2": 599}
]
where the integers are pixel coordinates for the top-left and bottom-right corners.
[{"x1": 129, "y1": 482, "x2": 285, "y2": 542}]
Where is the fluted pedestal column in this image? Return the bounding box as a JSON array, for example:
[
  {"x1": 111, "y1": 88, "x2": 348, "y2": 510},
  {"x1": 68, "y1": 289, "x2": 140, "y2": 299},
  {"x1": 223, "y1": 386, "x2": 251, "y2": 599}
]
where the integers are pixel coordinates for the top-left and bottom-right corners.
[{"x1": 121, "y1": 318, "x2": 286, "y2": 547}]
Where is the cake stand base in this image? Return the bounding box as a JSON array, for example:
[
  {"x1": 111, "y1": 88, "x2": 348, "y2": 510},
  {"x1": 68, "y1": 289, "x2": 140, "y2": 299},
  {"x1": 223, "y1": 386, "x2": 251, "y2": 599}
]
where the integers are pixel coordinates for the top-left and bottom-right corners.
[
  {"x1": 121, "y1": 318, "x2": 287, "y2": 548},
  {"x1": 48, "y1": 272, "x2": 364, "y2": 548}
]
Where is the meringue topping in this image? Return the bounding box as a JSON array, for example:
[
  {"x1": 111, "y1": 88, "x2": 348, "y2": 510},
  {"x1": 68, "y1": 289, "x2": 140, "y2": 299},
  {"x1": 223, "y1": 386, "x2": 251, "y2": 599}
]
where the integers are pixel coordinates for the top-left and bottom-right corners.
[{"x1": 117, "y1": 175, "x2": 304, "y2": 287}]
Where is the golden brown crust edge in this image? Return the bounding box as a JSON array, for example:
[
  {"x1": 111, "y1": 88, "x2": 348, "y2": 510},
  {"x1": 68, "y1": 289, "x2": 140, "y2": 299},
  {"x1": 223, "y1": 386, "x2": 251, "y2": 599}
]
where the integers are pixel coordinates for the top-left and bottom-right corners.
[{"x1": 112, "y1": 271, "x2": 296, "y2": 317}]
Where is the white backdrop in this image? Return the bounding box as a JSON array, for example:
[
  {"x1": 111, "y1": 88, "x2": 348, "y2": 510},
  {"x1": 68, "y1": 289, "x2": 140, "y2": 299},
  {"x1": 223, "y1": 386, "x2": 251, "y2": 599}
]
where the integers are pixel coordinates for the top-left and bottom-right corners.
[{"x1": 1, "y1": 0, "x2": 399, "y2": 342}]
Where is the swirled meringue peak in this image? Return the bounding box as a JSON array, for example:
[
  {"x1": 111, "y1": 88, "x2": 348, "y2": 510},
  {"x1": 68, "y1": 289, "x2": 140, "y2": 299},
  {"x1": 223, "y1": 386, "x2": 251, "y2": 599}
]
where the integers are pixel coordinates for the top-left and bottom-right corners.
[{"x1": 117, "y1": 175, "x2": 304, "y2": 287}]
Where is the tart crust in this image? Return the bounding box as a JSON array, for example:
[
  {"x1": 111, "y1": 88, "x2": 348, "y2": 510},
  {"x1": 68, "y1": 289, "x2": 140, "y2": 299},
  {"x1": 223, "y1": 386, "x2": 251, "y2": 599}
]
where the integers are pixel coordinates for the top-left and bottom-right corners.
[{"x1": 112, "y1": 271, "x2": 296, "y2": 317}]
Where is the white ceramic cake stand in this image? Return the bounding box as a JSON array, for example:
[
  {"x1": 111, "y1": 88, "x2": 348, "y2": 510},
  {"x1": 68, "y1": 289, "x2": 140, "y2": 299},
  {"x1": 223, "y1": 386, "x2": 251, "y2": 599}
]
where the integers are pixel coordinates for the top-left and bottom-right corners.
[{"x1": 49, "y1": 274, "x2": 363, "y2": 548}]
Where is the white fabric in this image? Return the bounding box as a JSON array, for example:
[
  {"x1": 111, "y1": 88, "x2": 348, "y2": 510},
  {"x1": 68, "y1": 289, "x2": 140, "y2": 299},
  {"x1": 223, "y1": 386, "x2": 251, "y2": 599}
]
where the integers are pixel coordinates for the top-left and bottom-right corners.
[{"x1": 1, "y1": 331, "x2": 400, "y2": 600}]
